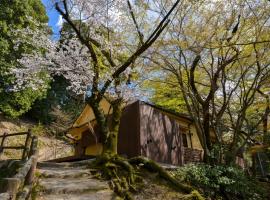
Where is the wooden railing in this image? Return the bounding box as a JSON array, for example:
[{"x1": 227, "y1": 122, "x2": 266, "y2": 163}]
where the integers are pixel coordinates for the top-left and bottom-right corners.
[
  {"x1": 0, "y1": 130, "x2": 35, "y2": 160},
  {"x1": 0, "y1": 130, "x2": 39, "y2": 200}
]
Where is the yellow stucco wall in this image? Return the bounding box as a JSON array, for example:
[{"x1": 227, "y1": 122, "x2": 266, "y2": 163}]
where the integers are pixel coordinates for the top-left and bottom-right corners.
[
  {"x1": 68, "y1": 125, "x2": 89, "y2": 140},
  {"x1": 176, "y1": 120, "x2": 203, "y2": 150},
  {"x1": 85, "y1": 143, "x2": 103, "y2": 155},
  {"x1": 67, "y1": 98, "x2": 112, "y2": 140},
  {"x1": 73, "y1": 98, "x2": 112, "y2": 128},
  {"x1": 190, "y1": 124, "x2": 203, "y2": 150}
]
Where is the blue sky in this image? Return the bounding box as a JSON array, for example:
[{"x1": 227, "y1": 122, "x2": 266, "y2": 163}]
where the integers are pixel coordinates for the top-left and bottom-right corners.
[{"x1": 42, "y1": 0, "x2": 61, "y2": 36}]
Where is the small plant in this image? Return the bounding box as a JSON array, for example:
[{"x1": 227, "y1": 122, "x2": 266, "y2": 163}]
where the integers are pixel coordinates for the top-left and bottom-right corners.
[
  {"x1": 174, "y1": 163, "x2": 266, "y2": 200},
  {"x1": 31, "y1": 122, "x2": 46, "y2": 136},
  {"x1": 31, "y1": 182, "x2": 44, "y2": 200},
  {"x1": 183, "y1": 190, "x2": 205, "y2": 200}
]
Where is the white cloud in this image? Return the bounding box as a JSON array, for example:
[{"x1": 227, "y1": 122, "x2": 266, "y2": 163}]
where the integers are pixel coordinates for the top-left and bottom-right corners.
[{"x1": 56, "y1": 15, "x2": 63, "y2": 28}]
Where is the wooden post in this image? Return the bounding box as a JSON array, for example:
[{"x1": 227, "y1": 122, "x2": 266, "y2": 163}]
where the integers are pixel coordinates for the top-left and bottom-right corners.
[
  {"x1": 22, "y1": 129, "x2": 32, "y2": 160},
  {"x1": 25, "y1": 153, "x2": 38, "y2": 185},
  {"x1": 0, "y1": 132, "x2": 7, "y2": 156},
  {"x1": 25, "y1": 136, "x2": 38, "y2": 185},
  {"x1": 29, "y1": 136, "x2": 38, "y2": 157}
]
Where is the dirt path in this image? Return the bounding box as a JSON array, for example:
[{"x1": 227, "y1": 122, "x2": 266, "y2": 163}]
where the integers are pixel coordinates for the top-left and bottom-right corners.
[{"x1": 38, "y1": 136, "x2": 73, "y2": 161}]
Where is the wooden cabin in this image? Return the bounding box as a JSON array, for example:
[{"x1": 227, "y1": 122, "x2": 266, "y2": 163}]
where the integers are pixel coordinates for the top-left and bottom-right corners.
[{"x1": 66, "y1": 100, "x2": 211, "y2": 165}]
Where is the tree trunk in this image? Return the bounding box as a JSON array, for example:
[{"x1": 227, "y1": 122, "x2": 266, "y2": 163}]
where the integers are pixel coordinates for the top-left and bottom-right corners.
[
  {"x1": 263, "y1": 97, "x2": 269, "y2": 144},
  {"x1": 202, "y1": 105, "x2": 212, "y2": 151},
  {"x1": 88, "y1": 99, "x2": 110, "y2": 150},
  {"x1": 201, "y1": 105, "x2": 213, "y2": 164},
  {"x1": 102, "y1": 99, "x2": 123, "y2": 155}
]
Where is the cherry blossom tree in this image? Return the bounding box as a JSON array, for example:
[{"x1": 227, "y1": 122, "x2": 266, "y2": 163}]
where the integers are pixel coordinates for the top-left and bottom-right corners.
[{"x1": 12, "y1": 0, "x2": 181, "y2": 155}]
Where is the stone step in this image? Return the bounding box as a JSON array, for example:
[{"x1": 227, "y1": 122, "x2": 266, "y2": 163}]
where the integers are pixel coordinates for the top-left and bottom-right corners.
[
  {"x1": 38, "y1": 168, "x2": 92, "y2": 178},
  {"x1": 38, "y1": 177, "x2": 110, "y2": 194},
  {"x1": 0, "y1": 193, "x2": 10, "y2": 200},
  {"x1": 37, "y1": 190, "x2": 116, "y2": 200},
  {"x1": 37, "y1": 162, "x2": 87, "y2": 169},
  {"x1": 37, "y1": 159, "x2": 95, "y2": 169}
]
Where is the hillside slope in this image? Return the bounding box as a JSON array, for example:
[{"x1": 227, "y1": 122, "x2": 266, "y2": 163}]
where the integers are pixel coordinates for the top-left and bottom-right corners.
[{"x1": 0, "y1": 114, "x2": 73, "y2": 161}]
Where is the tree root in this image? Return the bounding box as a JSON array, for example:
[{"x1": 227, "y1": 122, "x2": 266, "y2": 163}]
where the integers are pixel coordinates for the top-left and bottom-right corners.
[
  {"x1": 90, "y1": 155, "x2": 204, "y2": 200},
  {"x1": 90, "y1": 154, "x2": 136, "y2": 199},
  {"x1": 129, "y1": 156, "x2": 193, "y2": 193}
]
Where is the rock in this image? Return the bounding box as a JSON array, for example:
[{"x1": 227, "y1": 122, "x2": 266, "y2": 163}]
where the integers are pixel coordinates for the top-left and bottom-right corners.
[{"x1": 0, "y1": 193, "x2": 10, "y2": 200}]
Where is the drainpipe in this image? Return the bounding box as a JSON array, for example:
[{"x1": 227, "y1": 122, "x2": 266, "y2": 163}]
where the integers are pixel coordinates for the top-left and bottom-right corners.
[
  {"x1": 188, "y1": 123, "x2": 193, "y2": 149},
  {"x1": 257, "y1": 153, "x2": 266, "y2": 177}
]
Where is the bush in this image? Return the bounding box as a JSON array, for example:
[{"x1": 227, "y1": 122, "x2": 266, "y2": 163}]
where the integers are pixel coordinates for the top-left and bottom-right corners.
[
  {"x1": 31, "y1": 122, "x2": 46, "y2": 136},
  {"x1": 174, "y1": 163, "x2": 266, "y2": 200}
]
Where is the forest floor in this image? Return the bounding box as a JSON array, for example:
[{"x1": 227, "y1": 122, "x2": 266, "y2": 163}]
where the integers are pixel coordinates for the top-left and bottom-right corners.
[{"x1": 133, "y1": 169, "x2": 189, "y2": 200}]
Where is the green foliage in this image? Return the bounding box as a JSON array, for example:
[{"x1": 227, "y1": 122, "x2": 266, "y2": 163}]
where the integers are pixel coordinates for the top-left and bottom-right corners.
[
  {"x1": 0, "y1": 86, "x2": 48, "y2": 118},
  {"x1": 0, "y1": 0, "x2": 49, "y2": 118},
  {"x1": 31, "y1": 181, "x2": 44, "y2": 200},
  {"x1": 184, "y1": 190, "x2": 205, "y2": 200},
  {"x1": 31, "y1": 122, "x2": 46, "y2": 136},
  {"x1": 27, "y1": 76, "x2": 84, "y2": 124},
  {"x1": 143, "y1": 75, "x2": 187, "y2": 113},
  {"x1": 174, "y1": 164, "x2": 266, "y2": 200}
]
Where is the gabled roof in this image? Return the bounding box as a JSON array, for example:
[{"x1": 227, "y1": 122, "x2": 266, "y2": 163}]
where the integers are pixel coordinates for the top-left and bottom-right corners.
[{"x1": 71, "y1": 98, "x2": 112, "y2": 128}]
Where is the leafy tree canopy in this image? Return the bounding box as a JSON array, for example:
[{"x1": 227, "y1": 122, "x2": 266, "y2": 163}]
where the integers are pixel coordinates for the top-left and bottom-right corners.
[
  {"x1": 0, "y1": 0, "x2": 49, "y2": 118},
  {"x1": 143, "y1": 74, "x2": 187, "y2": 113}
]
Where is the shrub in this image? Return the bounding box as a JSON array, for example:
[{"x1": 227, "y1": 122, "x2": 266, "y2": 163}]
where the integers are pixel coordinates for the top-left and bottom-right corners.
[
  {"x1": 174, "y1": 163, "x2": 266, "y2": 200},
  {"x1": 31, "y1": 122, "x2": 46, "y2": 136}
]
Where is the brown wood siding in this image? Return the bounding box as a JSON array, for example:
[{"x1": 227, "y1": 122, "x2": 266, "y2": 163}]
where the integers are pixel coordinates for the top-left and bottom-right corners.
[
  {"x1": 118, "y1": 101, "x2": 140, "y2": 157},
  {"x1": 139, "y1": 103, "x2": 183, "y2": 165}
]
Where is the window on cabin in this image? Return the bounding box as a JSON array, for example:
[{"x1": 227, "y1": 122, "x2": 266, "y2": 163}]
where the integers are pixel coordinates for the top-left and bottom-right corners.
[{"x1": 182, "y1": 134, "x2": 188, "y2": 147}]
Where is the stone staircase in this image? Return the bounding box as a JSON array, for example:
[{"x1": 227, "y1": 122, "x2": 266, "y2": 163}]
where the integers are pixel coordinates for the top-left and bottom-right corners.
[{"x1": 35, "y1": 161, "x2": 117, "y2": 200}]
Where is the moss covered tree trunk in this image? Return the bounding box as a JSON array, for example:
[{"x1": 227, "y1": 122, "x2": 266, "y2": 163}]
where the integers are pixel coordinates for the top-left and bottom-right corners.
[
  {"x1": 89, "y1": 98, "x2": 109, "y2": 143},
  {"x1": 88, "y1": 97, "x2": 123, "y2": 156},
  {"x1": 102, "y1": 99, "x2": 123, "y2": 155}
]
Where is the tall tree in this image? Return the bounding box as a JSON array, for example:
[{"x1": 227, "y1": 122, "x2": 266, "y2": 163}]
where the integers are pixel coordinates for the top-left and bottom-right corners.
[
  {"x1": 0, "y1": 0, "x2": 49, "y2": 118},
  {"x1": 144, "y1": 0, "x2": 270, "y2": 163},
  {"x1": 12, "y1": 0, "x2": 181, "y2": 156}
]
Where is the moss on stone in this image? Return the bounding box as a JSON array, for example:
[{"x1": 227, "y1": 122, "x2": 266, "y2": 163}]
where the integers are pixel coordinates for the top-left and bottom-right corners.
[{"x1": 184, "y1": 190, "x2": 205, "y2": 200}]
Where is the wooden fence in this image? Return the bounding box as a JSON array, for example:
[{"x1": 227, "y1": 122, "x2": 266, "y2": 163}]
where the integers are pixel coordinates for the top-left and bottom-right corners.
[
  {"x1": 0, "y1": 130, "x2": 35, "y2": 160},
  {"x1": 0, "y1": 130, "x2": 39, "y2": 200}
]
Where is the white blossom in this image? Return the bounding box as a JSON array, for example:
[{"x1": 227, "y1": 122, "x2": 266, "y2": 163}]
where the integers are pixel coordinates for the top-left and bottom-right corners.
[{"x1": 11, "y1": 1, "x2": 174, "y2": 100}]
